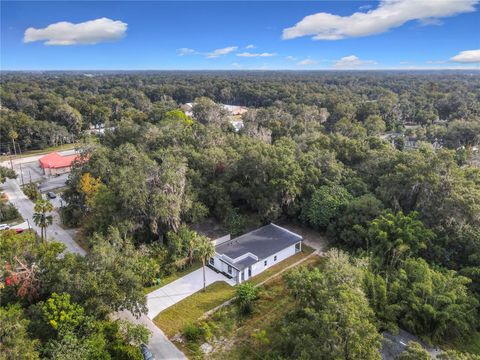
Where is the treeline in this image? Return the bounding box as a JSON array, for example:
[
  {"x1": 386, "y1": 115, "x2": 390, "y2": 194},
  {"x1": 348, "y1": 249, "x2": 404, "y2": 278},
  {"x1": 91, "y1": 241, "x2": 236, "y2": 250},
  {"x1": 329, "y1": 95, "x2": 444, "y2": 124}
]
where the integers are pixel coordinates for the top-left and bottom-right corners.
[{"x1": 1, "y1": 72, "x2": 479, "y2": 152}]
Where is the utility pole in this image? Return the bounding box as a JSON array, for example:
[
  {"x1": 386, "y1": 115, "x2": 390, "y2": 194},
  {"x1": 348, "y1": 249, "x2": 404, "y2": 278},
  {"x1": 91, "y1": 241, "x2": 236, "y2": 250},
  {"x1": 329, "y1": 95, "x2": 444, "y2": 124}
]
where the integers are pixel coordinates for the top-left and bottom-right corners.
[{"x1": 19, "y1": 163, "x2": 25, "y2": 186}]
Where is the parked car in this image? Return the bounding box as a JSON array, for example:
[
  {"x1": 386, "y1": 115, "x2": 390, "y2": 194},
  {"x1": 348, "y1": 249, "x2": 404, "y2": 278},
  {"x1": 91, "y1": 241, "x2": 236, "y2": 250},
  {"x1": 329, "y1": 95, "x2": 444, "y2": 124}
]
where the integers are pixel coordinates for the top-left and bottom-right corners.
[
  {"x1": 15, "y1": 228, "x2": 24, "y2": 234},
  {"x1": 0, "y1": 224, "x2": 10, "y2": 231},
  {"x1": 47, "y1": 192, "x2": 57, "y2": 199},
  {"x1": 140, "y1": 344, "x2": 154, "y2": 360}
]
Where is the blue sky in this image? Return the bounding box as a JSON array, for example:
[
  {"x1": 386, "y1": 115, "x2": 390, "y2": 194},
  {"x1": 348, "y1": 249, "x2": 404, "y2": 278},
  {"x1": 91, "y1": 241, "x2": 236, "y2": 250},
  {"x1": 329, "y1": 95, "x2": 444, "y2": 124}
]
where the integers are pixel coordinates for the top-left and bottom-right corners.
[{"x1": 1, "y1": 1, "x2": 480, "y2": 70}]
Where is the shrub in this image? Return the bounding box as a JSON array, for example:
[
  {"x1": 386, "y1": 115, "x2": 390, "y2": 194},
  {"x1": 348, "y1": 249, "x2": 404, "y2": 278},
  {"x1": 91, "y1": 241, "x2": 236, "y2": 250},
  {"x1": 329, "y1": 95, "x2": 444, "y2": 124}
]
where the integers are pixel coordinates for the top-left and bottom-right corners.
[
  {"x1": 183, "y1": 323, "x2": 202, "y2": 342},
  {"x1": 23, "y1": 183, "x2": 40, "y2": 201},
  {"x1": 235, "y1": 283, "x2": 259, "y2": 315},
  {"x1": 0, "y1": 201, "x2": 20, "y2": 222}
]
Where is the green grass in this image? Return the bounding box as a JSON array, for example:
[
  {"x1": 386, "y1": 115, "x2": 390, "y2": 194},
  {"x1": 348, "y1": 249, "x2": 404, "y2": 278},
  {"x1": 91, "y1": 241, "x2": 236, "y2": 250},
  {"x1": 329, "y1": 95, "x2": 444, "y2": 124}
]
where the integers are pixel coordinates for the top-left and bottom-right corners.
[
  {"x1": 180, "y1": 256, "x2": 324, "y2": 359},
  {"x1": 0, "y1": 143, "x2": 78, "y2": 161},
  {"x1": 153, "y1": 281, "x2": 236, "y2": 338},
  {"x1": 143, "y1": 261, "x2": 203, "y2": 294},
  {"x1": 153, "y1": 247, "x2": 318, "y2": 339}
]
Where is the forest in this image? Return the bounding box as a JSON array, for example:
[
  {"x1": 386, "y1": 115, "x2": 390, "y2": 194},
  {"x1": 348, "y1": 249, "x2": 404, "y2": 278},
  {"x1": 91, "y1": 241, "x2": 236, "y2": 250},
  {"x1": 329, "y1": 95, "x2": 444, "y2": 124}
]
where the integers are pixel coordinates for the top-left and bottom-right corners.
[{"x1": 1, "y1": 71, "x2": 480, "y2": 359}]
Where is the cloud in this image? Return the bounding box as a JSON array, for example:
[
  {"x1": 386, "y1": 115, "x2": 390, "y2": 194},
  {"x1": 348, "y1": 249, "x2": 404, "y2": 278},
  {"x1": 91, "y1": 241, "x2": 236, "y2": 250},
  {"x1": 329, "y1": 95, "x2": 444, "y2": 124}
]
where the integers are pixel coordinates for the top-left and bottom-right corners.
[
  {"x1": 206, "y1": 46, "x2": 238, "y2": 58},
  {"x1": 177, "y1": 48, "x2": 196, "y2": 56},
  {"x1": 24, "y1": 17, "x2": 127, "y2": 45},
  {"x1": 237, "y1": 52, "x2": 276, "y2": 57},
  {"x1": 282, "y1": 0, "x2": 478, "y2": 40},
  {"x1": 245, "y1": 44, "x2": 255, "y2": 49},
  {"x1": 297, "y1": 59, "x2": 317, "y2": 66},
  {"x1": 334, "y1": 55, "x2": 377, "y2": 68},
  {"x1": 450, "y1": 49, "x2": 480, "y2": 63},
  {"x1": 286, "y1": 56, "x2": 298, "y2": 61}
]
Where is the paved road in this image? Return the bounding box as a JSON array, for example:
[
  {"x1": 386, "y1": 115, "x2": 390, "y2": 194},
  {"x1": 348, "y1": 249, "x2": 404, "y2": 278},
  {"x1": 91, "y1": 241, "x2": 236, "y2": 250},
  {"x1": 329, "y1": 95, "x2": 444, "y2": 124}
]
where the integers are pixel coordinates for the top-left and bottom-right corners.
[
  {"x1": 147, "y1": 267, "x2": 235, "y2": 319},
  {"x1": 1, "y1": 178, "x2": 86, "y2": 255},
  {"x1": 115, "y1": 310, "x2": 186, "y2": 360}
]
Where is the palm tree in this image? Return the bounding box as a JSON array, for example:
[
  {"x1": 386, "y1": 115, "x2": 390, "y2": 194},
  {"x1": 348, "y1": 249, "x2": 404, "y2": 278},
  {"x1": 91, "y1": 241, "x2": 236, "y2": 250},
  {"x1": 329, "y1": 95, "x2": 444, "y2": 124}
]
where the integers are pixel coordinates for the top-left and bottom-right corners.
[
  {"x1": 195, "y1": 235, "x2": 216, "y2": 292},
  {"x1": 33, "y1": 198, "x2": 54, "y2": 242},
  {"x1": 8, "y1": 130, "x2": 18, "y2": 157}
]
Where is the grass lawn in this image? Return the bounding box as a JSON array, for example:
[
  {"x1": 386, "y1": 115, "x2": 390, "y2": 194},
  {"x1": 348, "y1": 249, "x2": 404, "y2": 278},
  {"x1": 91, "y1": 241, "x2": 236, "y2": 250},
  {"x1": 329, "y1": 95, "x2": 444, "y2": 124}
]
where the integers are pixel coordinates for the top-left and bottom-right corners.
[
  {"x1": 0, "y1": 143, "x2": 78, "y2": 161},
  {"x1": 180, "y1": 255, "x2": 324, "y2": 359},
  {"x1": 153, "y1": 281, "x2": 236, "y2": 338},
  {"x1": 153, "y1": 246, "x2": 318, "y2": 339},
  {"x1": 143, "y1": 261, "x2": 202, "y2": 294}
]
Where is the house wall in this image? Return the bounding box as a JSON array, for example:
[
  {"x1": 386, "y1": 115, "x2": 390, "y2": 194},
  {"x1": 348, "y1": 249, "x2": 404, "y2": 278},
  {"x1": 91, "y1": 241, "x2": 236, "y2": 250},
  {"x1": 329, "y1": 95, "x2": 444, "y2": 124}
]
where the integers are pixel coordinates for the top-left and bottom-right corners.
[
  {"x1": 238, "y1": 241, "x2": 302, "y2": 283},
  {"x1": 212, "y1": 241, "x2": 302, "y2": 284},
  {"x1": 210, "y1": 254, "x2": 239, "y2": 279},
  {"x1": 43, "y1": 166, "x2": 71, "y2": 176}
]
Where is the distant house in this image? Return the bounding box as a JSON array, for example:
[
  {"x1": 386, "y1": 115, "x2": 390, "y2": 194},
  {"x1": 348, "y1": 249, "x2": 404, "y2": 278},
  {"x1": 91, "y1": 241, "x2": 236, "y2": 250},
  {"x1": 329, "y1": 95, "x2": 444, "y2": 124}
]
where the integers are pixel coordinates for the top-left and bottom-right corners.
[
  {"x1": 209, "y1": 224, "x2": 302, "y2": 284},
  {"x1": 39, "y1": 152, "x2": 79, "y2": 176}
]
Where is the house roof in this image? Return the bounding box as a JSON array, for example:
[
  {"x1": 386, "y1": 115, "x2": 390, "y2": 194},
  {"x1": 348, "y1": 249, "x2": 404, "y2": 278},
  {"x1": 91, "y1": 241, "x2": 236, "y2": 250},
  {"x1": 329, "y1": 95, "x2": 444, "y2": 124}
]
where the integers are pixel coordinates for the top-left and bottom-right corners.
[
  {"x1": 216, "y1": 223, "x2": 302, "y2": 262},
  {"x1": 39, "y1": 152, "x2": 79, "y2": 169}
]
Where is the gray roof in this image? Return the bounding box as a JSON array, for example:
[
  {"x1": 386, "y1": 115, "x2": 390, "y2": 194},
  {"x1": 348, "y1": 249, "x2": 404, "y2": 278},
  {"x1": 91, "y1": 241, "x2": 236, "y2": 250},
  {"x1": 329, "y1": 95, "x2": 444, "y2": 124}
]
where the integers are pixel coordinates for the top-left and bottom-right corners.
[
  {"x1": 216, "y1": 223, "x2": 302, "y2": 262},
  {"x1": 234, "y1": 256, "x2": 258, "y2": 270}
]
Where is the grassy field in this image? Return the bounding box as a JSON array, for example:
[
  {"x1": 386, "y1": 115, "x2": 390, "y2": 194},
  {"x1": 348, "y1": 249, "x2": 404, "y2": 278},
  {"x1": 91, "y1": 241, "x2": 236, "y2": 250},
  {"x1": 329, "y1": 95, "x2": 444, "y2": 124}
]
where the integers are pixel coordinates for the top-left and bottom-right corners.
[
  {"x1": 153, "y1": 281, "x2": 236, "y2": 338},
  {"x1": 180, "y1": 255, "x2": 323, "y2": 359},
  {"x1": 153, "y1": 246, "x2": 317, "y2": 339},
  {"x1": 144, "y1": 261, "x2": 202, "y2": 294},
  {"x1": 0, "y1": 143, "x2": 78, "y2": 161}
]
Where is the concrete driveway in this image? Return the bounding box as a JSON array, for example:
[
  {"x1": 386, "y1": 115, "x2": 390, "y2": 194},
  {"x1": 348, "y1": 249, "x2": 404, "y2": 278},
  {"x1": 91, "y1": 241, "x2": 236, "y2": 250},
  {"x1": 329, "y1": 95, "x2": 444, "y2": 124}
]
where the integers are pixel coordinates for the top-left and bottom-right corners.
[{"x1": 147, "y1": 266, "x2": 236, "y2": 319}]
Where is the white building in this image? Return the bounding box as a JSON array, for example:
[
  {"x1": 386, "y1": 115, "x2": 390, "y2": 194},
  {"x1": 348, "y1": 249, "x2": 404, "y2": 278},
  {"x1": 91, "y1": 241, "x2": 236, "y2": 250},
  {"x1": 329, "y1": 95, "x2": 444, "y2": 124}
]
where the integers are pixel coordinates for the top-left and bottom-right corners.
[{"x1": 209, "y1": 224, "x2": 302, "y2": 284}]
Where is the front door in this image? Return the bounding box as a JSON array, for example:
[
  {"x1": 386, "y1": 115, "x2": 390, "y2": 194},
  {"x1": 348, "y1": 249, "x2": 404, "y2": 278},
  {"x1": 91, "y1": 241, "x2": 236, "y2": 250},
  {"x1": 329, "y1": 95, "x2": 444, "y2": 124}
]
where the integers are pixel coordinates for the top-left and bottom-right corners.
[
  {"x1": 241, "y1": 272, "x2": 245, "y2": 282},
  {"x1": 248, "y1": 267, "x2": 252, "y2": 277}
]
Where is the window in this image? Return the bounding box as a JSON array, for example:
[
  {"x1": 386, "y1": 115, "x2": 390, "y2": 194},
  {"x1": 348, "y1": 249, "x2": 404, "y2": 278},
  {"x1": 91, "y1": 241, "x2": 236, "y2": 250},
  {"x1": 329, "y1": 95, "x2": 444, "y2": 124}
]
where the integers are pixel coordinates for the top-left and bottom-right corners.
[
  {"x1": 264, "y1": 260, "x2": 267, "y2": 266},
  {"x1": 228, "y1": 265, "x2": 232, "y2": 274},
  {"x1": 209, "y1": 258, "x2": 214, "y2": 265},
  {"x1": 274, "y1": 255, "x2": 277, "y2": 261},
  {"x1": 295, "y1": 242, "x2": 301, "y2": 252}
]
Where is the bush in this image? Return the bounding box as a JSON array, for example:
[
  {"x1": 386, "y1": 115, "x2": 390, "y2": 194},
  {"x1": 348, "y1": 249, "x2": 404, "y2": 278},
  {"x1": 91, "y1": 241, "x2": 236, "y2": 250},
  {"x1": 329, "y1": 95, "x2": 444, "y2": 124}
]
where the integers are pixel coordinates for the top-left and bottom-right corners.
[
  {"x1": 110, "y1": 344, "x2": 143, "y2": 360},
  {"x1": 23, "y1": 183, "x2": 40, "y2": 201},
  {"x1": 235, "y1": 283, "x2": 258, "y2": 315},
  {"x1": 183, "y1": 323, "x2": 202, "y2": 342},
  {"x1": 0, "y1": 201, "x2": 20, "y2": 222}
]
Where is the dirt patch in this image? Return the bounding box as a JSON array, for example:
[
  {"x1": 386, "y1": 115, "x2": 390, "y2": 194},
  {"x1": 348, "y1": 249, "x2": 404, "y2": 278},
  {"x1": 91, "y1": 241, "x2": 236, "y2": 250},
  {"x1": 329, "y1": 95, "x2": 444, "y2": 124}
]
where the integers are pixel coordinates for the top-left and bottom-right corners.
[
  {"x1": 276, "y1": 221, "x2": 329, "y2": 252},
  {"x1": 191, "y1": 218, "x2": 228, "y2": 240}
]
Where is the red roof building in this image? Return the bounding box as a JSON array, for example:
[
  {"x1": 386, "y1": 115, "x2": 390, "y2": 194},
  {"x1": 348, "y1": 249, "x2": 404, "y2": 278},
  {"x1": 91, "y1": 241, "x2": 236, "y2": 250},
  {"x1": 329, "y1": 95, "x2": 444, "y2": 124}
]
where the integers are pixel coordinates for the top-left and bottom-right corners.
[{"x1": 39, "y1": 152, "x2": 79, "y2": 175}]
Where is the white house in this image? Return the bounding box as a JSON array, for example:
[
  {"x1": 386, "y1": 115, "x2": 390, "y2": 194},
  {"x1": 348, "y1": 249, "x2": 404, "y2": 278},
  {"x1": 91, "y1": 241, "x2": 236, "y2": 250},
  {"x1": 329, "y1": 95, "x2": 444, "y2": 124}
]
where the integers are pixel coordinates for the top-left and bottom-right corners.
[{"x1": 209, "y1": 223, "x2": 302, "y2": 284}]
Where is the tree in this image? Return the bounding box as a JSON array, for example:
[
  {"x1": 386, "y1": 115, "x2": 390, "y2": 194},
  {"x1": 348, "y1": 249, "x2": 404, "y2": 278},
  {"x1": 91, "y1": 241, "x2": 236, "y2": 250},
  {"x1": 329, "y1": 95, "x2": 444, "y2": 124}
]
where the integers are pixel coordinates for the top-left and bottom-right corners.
[
  {"x1": 33, "y1": 198, "x2": 54, "y2": 242},
  {"x1": 367, "y1": 210, "x2": 434, "y2": 273},
  {"x1": 302, "y1": 184, "x2": 352, "y2": 229},
  {"x1": 397, "y1": 342, "x2": 430, "y2": 360},
  {"x1": 195, "y1": 235, "x2": 215, "y2": 292},
  {"x1": 0, "y1": 166, "x2": 17, "y2": 183},
  {"x1": 332, "y1": 193, "x2": 384, "y2": 249},
  {"x1": 8, "y1": 129, "x2": 19, "y2": 156},
  {"x1": 391, "y1": 258, "x2": 478, "y2": 341},
  {"x1": 0, "y1": 304, "x2": 39, "y2": 359},
  {"x1": 235, "y1": 282, "x2": 258, "y2": 315},
  {"x1": 364, "y1": 115, "x2": 386, "y2": 136},
  {"x1": 279, "y1": 249, "x2": 382, "y2": 359}
]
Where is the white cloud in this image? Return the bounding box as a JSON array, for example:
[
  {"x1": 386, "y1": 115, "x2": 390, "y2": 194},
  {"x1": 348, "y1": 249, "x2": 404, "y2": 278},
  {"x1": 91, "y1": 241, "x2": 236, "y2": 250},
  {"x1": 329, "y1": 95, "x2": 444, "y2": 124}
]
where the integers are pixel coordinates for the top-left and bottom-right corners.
[
  {"x1": 282, "y1": 0, "x2": 478, "y2": 40},
  {"x1": 286, "y1": 56, "x2": 298, "y2": 61},
  {"x1": 245, "y1": 44, "x2": 255, "y2": 49},
  {"x1": 24, "y1": 17, "x2": 127, "y2": 45},
  {"x1": 237, "y1": 52, "x2": 276, "y2": 57},
  {"x1": 177, "y1": 48, "x2": 196, "y2": 56},
  {"x1": 206, "y1": 46, "x2": 238, "y2": 58},
  {"x1": 297, "y1": 59, "x2": 317, "y2": 66},
  {"x1": 450, "y1": 49, "x2": 480, "y2": 63},
  {"x1": 334, "y1": 55, "x2": 377, "y2": 68}
]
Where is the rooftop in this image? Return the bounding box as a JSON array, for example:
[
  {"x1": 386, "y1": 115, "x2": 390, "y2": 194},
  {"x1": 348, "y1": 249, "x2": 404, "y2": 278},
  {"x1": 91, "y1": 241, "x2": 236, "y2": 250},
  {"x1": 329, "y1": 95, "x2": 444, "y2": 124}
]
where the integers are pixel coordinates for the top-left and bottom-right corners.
[
  {"x1": 216, "y1": 223, "x2": 302, "y2": 262},
  {"x1": 39, "y1": 152, "x2": 79, "y2": 169}
]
